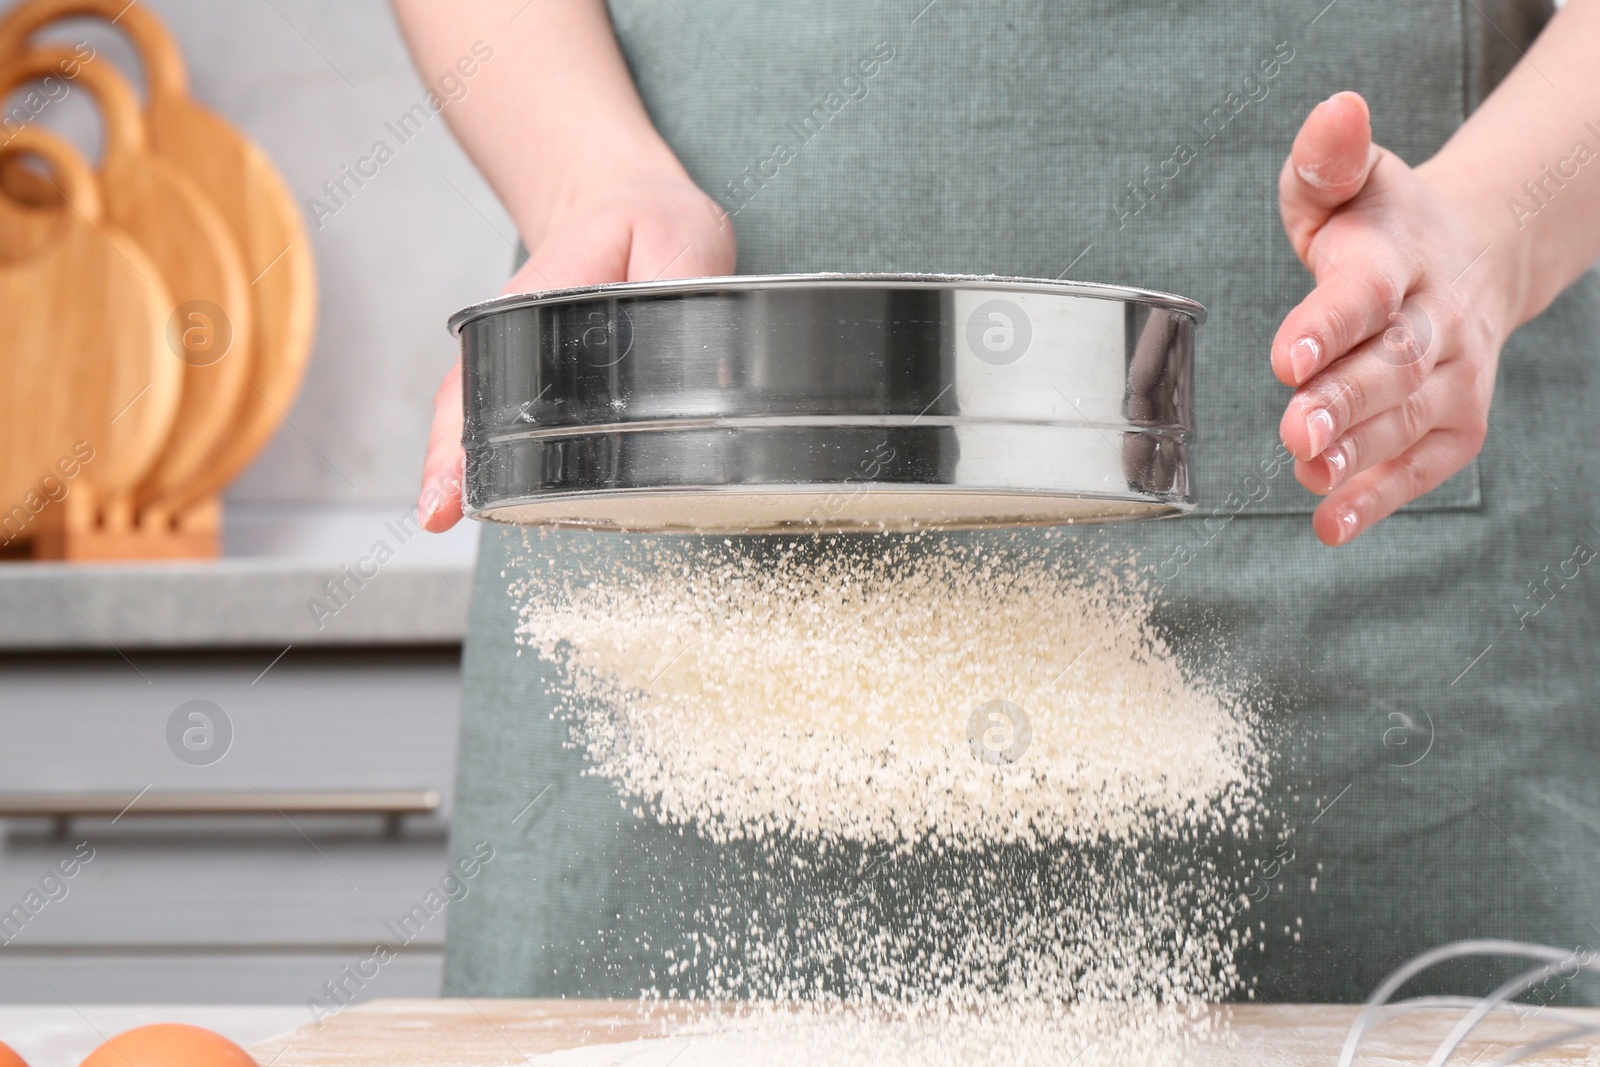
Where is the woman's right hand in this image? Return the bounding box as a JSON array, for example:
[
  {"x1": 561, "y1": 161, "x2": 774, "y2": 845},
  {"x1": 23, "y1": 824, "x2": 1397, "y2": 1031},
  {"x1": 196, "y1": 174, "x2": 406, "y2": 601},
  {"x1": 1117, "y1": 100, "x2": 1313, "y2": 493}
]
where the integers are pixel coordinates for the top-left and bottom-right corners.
[{"x1": 417, "y1": 173, "x2": 736, "y2": 531}]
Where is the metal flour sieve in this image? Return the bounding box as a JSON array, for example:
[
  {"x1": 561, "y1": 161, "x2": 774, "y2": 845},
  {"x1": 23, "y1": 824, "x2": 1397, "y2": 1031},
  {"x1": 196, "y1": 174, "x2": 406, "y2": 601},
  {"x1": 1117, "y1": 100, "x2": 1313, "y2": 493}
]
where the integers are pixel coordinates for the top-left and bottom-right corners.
[{"x1": 448, "y1": 273, "x2": 1202, "y2": 534}]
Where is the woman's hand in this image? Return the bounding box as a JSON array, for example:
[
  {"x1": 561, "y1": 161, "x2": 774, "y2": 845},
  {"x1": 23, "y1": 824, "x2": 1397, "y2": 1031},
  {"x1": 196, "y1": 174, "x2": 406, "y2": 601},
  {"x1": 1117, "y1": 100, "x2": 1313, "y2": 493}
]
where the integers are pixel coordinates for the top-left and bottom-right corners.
[
  {"x1": 393, "y1": 0, "x2": 737, "y2": 529},
  {"x1": 417, "y1": 174, "x2": 736, "y2": 531},
  {"x1": 1273, "y1": 91, "x2": 1525, "y2": 545}
]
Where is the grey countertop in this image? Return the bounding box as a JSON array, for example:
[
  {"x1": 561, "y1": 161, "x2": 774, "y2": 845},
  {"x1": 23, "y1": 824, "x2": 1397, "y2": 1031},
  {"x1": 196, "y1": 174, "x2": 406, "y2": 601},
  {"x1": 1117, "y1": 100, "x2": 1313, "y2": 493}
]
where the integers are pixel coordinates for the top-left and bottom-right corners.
[
  {"x1": 0, "y1": 559, "x2": 474, "y2": 650},
  {"x1": 2, "y1": 505, "x2": 483, "y2": 650}
]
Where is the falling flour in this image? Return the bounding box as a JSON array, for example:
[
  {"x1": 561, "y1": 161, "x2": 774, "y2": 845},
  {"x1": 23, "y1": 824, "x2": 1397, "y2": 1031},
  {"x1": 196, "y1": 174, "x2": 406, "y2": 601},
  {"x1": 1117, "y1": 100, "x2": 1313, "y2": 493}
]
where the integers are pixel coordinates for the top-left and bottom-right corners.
[{"x1": 509, "y1": 530, "x2": 1269, "y2": 1066}]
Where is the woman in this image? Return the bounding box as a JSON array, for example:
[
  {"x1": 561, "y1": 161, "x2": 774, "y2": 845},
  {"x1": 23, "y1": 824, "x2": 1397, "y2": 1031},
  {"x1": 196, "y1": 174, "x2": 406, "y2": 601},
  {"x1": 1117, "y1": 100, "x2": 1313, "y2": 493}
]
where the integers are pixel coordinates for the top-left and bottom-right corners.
[{"x1": 393, "y1": 0, "x2": 1600, "y2": 1002}]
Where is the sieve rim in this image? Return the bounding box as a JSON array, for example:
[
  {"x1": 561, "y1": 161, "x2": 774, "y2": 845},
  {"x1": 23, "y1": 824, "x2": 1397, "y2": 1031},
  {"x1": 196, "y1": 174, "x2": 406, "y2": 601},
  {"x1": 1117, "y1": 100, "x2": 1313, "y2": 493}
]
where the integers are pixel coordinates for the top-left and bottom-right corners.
[
  {"x1": 456, "y1": 272, "x2": 1201, "y2": 532},
  {"x1": 446, "y1": 272, "x2": 1208, "y2": 335},
  {"x1": 470, "y1": 484, "x2": 1191, "y2": 533}
]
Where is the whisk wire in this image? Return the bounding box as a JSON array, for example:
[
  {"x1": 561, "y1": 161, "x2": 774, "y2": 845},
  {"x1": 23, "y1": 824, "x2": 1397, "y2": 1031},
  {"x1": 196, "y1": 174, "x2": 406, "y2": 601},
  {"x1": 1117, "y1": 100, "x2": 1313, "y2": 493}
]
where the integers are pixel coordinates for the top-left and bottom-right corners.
[
  {"x1": 1427, "y1": 956, "x2": 1593, "y2": 1067},
  {"x1": 1337, "y1": 939, "x2": 1589, "y2": 1067},
  {"x1": 1483, "y1": 1022, "x2": 1600, "y2": 1067}
]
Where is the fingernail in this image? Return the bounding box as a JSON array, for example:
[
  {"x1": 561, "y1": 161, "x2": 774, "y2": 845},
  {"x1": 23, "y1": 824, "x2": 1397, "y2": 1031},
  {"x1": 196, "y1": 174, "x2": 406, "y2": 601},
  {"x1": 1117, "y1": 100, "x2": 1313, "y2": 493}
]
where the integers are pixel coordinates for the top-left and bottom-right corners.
[
  {"x1": 1322, "y1": 445, "x2": 1347, "y2": 487},
  {"x1": 1295, "y1": 161, "x2": 1335, "y2": 190},
  {"x1": 1306, "y1": 408, "x2": 1335, "y2": 456},
  {"x1": 1329, "y1": 90, "x2": 1368, "y2": 119},
  {"x1": 1336, "y1": 506, "x2": 1360, "y2": 543},
  {"x1": 1289, "y1": 336, "x2": 1321, "y2": 384},
  {"x1": 418, "y1": 482, "x2": 438, "y2": 526}
]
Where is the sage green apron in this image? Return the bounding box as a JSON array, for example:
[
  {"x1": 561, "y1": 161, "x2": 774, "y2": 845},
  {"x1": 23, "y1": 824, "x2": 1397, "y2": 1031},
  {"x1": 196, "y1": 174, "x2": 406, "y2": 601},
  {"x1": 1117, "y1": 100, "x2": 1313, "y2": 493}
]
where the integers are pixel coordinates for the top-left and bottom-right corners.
[{"x1": 444, "y1": 0, "x2": 1600, "y2": 1004}]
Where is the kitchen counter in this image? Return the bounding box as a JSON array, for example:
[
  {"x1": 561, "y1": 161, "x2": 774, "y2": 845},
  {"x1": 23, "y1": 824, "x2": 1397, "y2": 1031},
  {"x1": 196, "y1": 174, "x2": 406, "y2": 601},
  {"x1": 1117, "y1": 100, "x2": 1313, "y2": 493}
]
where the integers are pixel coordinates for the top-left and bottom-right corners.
[
  {"x1": 0, "y1": 559, "x2": 473, "y2": 650},
  {"x1": 0, "y1": 502, "x2": 486, "y2": 650},
  {"x1": 248, "y1": 1000, "x2": 1600, "y2": 1065},
  {"x1": 5, "y1": 1000, "x2": 1598, "y2": 1065}
]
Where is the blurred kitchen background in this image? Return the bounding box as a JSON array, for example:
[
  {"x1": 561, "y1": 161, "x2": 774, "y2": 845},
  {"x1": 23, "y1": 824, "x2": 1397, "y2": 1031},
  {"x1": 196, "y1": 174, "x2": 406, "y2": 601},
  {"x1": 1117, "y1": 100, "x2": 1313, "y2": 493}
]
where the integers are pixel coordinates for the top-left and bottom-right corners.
[{"x1": 0, "y1": 0, "x2": 512, "y2": 1003}]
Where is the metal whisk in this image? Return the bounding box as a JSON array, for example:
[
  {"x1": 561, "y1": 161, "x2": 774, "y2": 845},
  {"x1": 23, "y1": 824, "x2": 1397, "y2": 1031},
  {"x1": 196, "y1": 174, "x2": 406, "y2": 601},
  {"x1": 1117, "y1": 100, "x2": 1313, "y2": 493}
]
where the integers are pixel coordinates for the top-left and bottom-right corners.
[{"x1": 1339, "y1": 939, "x2": 1600, "y2": 1067}]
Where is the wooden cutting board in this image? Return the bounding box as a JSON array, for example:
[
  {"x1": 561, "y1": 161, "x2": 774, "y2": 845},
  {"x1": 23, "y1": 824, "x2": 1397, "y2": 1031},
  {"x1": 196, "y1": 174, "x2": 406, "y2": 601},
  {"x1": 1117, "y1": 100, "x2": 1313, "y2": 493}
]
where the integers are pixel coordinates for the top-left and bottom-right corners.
[
  {"x1": 0, "y1": 44, "x2": 255, "y2": 508},
  {"x1": 0, "y1": 173, "x2": 60, "y2": 259},
  {"x1": 248, "y1": 999, "x2": 1600, "y2": 1065},
  {"x1": 0, "y1": 125, "x2": 178, "y2": 511},
  {"x1": 0, "y1": 0, "x2": 316, "y2": 515},
  {"x1": 0, "y1": 49, "x2": 72, "y2": 260}
]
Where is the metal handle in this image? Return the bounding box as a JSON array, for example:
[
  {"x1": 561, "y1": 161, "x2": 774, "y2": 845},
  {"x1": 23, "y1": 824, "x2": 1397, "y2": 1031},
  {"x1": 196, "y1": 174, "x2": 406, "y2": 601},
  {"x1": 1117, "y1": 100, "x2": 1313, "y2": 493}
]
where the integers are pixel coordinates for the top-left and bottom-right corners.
[{"x1": 0, "y1": 789, "x2": 444, "y2": 838}]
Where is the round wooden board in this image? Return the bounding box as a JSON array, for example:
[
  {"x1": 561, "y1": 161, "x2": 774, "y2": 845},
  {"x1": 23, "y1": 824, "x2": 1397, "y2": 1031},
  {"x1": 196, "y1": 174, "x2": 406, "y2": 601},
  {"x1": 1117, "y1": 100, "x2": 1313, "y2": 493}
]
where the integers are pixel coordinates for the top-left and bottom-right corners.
[
  {"x1": 0, "y1": 126, "x2": 178, "y2": 509},
  {"x1": 0, "y1": 0, "x2": 316, "y2": 514},
  {"x1": 0, "y1": 44, "x2": 255, "y2": 508}
]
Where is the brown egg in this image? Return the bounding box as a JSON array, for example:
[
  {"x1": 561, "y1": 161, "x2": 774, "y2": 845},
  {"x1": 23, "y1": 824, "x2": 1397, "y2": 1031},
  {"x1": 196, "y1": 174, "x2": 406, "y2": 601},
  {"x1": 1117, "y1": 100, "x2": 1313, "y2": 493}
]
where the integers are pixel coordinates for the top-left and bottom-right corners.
[
  {"x1": 0, "y1": 1039, "x2": 28, "y2": 1067},
  {"x1": 80, "y1": 1025, "x2": 257, "y2": 1067}
]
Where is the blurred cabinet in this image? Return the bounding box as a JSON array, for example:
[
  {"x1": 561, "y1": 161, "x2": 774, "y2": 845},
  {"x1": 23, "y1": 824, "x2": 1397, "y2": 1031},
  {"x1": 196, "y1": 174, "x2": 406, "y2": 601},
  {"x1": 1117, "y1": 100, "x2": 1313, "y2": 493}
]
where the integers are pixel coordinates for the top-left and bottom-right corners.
[{"x1": 0, "y1": 644, "x2": 461, "y2": 1005}]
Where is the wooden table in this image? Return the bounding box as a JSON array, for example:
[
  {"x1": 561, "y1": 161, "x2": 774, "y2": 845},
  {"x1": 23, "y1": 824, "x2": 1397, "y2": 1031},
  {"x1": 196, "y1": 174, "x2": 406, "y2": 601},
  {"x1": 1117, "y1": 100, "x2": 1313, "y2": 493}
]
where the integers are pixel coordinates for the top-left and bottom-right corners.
[{"x1": 249, "y1": 999, "x2": 1600, "y2": 1065}]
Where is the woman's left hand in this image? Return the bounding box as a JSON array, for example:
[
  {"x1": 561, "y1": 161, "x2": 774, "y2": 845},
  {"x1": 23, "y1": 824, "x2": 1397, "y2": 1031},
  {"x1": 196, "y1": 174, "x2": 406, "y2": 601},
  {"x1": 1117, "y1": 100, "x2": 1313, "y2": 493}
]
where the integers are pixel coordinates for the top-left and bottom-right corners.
[{"x1": 1273, "y1": 91, "x2": 1523, "y2": 546}]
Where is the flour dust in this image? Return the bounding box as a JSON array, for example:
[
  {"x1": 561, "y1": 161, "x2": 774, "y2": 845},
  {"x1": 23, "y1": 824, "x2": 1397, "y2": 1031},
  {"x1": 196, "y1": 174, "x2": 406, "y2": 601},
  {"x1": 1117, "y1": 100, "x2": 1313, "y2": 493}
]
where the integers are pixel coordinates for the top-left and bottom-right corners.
[{"x1": 508, "y1": 530, "x2": 1271, "y2": 1065}]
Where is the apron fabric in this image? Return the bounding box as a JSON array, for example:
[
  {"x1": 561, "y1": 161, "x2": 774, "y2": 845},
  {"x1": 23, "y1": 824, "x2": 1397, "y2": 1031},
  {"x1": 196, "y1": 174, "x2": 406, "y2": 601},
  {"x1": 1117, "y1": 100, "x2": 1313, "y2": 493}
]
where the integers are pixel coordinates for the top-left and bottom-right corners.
[{"x1": 443, "y1": 0, "x2": 1600, "y2": 1004}]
